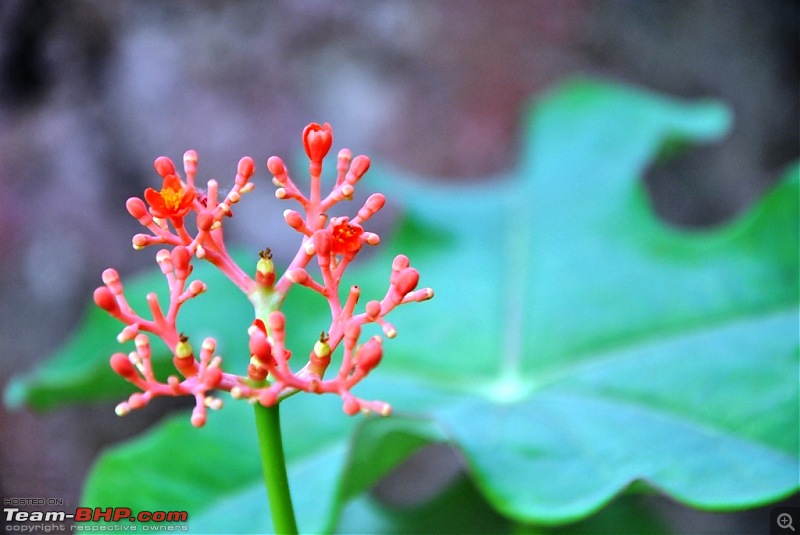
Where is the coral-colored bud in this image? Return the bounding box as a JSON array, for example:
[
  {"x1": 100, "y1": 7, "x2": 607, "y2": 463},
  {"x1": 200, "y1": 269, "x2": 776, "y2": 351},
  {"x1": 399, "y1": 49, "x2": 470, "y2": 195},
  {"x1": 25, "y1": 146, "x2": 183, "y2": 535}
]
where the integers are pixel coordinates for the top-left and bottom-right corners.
[
  {"x1": 154, "y1": 156, "x2": 176, "y2": 178},
  {"x1": 302, "y1": 122, "x2": 333, "y2": 162},
  {"x1": 283, "y1": 209, "x2": 305, "y2": 231},
  {"x1": 110, "y1": 353, "x2": 137, "y2": 379},
  {"x1": 191, "y1": 407, "x2": 206, "y2": 427},
  {"x1": 187, "y1": 280, "x2": 205, "y2": 296},
  {"x1": 115, "y1": 402, "x2": 131, "y2": 417},
  {"x1": 346, "y1": 155, "x2": 370, "y2": 183},
  {"x1": 365, "y1": 300, "x2": 382, "y2": 318},
  {"x1": 394, "y1": 268, "x2": 420, "y2": 296},
  {"x1": 132, "y1": 234, "x2": 149, "y2": 249},
  {"x1": 196, "y1": 211, "x2": 214, "y2": 232},
  {"x1": 94, "y1": 287, "x2": 118, "y2": 314},
  {"x1": 392, "y1": 255, "x2": 410, "y2": 272},
  {"x1": 286, "y1": 268, "x2": 308, "y2": 284},
  {"x1": 237, "y1": 157, "x2": 255, "y2": 183},
  {"x1": 171, "y1": 246, "x2": 191, "y2": 278},
  {"x1": 357, "y1": 193, "x2": 385, "y2": 221},
  {"x1": 126, "y1": 197, "x2": 149, "y2": 220},
  {"x1": 183, "y1": 150, "x2": 198, "y2": 176},
  {"x1": 343, "y1": 398, "x2": 360, "y2": 415},
  {"x1": 356, "y1": 336, "x2": 383, "y2": 372},
  {"x1": 249, "y1": 326, "x2": 273, "y2": 364},
  {"x1": 364, "y1": 233, "x2": 380, "y2": 246},
  {"x1": 102, "y1": 268, "x2": 119, "y2": 286},
  {"x1": 267, "y1": 156, "x2": 285, "y2": 177}
]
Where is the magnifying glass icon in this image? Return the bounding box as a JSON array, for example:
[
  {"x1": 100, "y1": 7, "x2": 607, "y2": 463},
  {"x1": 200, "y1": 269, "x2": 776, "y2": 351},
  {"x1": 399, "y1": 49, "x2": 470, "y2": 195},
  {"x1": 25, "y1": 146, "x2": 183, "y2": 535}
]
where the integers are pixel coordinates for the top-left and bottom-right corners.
[{"x1": 778, "y1": 512, "x2": 795, "y2": 531}]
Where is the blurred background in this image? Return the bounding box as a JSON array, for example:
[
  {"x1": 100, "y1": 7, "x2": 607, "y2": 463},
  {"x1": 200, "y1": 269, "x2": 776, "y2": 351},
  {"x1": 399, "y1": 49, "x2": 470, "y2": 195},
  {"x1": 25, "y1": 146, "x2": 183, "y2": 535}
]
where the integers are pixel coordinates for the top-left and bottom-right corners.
[{"x1": 0, "y1": 0, "x2": 797, "y2": 532}]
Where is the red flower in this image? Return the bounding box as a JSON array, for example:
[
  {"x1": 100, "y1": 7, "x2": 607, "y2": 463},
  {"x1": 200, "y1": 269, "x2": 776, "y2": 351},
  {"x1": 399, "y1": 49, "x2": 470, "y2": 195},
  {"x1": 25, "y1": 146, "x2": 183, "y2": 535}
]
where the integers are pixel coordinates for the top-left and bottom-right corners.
[
  {"x1": 331, "y1": 218, "x2": 364, "y2": 255},
  {"x1": 144, "y1": 174, "x2": 195, "y2": 218},
  {"x1": 302, "y1": 122, "x2": 333, "y2": 162}
]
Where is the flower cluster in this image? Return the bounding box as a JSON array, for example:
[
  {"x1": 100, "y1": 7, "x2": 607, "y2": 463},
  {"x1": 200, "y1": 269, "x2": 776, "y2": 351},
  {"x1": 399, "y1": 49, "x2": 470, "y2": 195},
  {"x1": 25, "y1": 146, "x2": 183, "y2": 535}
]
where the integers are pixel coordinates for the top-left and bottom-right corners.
[{"x1": 94, "y1": 123, "x2": 432, "y2": 426}]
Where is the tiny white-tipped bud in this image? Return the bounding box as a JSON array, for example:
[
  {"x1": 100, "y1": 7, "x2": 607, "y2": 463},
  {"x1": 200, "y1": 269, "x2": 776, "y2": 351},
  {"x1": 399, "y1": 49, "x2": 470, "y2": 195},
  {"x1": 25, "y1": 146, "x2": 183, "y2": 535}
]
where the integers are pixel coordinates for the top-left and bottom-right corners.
[
  {"x1": 303, "y1": 241, "x2": 315, "y2": 255},
  {"x1": 383, "y1": 324, "x2": 397, "y2": 338},
  {"x1": 364, "y1": 232, "x2": 380, "y2": 246},
  {"x1": 275, "y1": 188, "x2": 287, "y2": 199},
  {"x1": 231, "y1": 386, "x2": 243, "y2": 399},
  {"x1": 115, "y1": 402, "x2": 131, "y2": 417},
  {"x1": 341, "y1": 184, "x2": 354, "y2": 197},
  {"x1": 205, "y1": 397, "x2": 223, "y2": 410}
]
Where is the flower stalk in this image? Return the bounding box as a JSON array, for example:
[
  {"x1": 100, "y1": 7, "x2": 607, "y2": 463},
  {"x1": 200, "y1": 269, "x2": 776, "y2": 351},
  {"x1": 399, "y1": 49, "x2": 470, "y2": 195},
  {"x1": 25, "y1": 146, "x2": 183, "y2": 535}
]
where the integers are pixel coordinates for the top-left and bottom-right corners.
[{"x1": 255, "y1": 403, "x2": 298, "y2": 535}]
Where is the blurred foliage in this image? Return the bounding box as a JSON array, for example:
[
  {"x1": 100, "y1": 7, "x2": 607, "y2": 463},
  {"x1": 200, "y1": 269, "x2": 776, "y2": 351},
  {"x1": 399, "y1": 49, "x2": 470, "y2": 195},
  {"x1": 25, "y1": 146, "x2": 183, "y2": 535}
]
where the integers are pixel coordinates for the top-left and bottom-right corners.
[{"x1": 6, "y1": 79, "x2": 798, "y2": 533}]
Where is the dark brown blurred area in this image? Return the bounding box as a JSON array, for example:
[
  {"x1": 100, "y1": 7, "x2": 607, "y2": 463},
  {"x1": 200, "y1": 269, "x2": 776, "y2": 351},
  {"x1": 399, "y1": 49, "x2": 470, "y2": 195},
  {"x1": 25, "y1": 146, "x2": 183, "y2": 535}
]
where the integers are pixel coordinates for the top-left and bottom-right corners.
[{"x1": 0, "y1": 0, "x2": 797, "y2": 532}]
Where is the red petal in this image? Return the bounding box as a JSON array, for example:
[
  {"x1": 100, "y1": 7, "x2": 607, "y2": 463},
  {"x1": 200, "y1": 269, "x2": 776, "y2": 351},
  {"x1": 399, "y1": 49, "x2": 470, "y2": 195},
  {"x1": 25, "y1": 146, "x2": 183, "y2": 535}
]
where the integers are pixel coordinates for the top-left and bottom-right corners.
[{"x1": 144, "y1": 187, "x2": 167, "y2": 214}]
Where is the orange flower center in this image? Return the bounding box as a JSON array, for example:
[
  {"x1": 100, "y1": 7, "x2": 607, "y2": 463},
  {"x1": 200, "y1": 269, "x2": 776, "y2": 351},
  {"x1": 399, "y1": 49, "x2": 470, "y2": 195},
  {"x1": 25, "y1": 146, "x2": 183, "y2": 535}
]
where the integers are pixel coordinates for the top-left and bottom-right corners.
[
  {"x1": 332, "y1": 222, "x2": 363, "y2": 253},
  {"x1": 160, "y1": 185, "x2": 184, "y2": 211}
]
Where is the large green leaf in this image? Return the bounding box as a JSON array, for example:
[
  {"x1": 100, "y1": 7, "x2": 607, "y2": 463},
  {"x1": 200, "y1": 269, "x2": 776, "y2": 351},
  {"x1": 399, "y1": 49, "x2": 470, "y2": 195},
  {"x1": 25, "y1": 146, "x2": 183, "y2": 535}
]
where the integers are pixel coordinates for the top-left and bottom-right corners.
[{"x1": 10, "y1": 79, "x2": 799, "y2": 532}]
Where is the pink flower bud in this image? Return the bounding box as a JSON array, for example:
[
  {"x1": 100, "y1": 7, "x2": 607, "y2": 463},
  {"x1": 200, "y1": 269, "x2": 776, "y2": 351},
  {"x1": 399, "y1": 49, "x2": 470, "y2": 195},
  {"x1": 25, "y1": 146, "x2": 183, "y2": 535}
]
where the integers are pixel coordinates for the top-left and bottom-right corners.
[
  {"x1": 283, "y1": 209, "x2": 305, "y2": 231},
  {"x1": 110, "y1": 353, "x2": 137, "y2": 379},
  {"x1": 286, "y1": 268, "x2": 308, "y2": 284},
  {"x1": 302, "y1": 122, "x2": 333, "y2": 162},
  {"x1": 183, "y1": 150, "x2": 198, "y2": 176},
  {"x1": 392, "y1": 254, "x2": 410, "y2": 272},
  {"x1": 355, "y1": 337, "x2": 383, "y2": 372},
  {"x1": 267, "y1": 156, "x2": 285, "y2": 177},
  {"x1": 94, "y1": 287, "x2": 119, "y2": 314},
  {"x1": 154, "y1": 156, "x2": 176, "y2": 178},
  {"x1": 249, "y1": 325, "x2": 273, "y2": 365},
  {"x1": 171, "y1": 246, "x2": 191, "y2": 278},
  {"x1": 346, "y1": 155, "x2": 370, "y2": 183},
  {"x1": 188, "y1": 280, "x2": 206, "y2": 296},
  {"x1": 394, "y1": 267, "x2": 420, "y2": 296},
  {"x1": 343, "y1": 397, "x2": 360, "y2": 415},
  {"x1": 191, "y1": 407, "x2": 206, "y2": 427},
  {"x1": 357, "y1": 193, "x2": 385, "y2": 221},
  {"x1": 126, "y1": 197, "x2": 149, "y2": 221},
  {"x1": 365, "y1": 300, "x2": 382, "y2": 318},
  {"x1": 237, "y1": 157, "x2": 255, "y2": 183},
  {"x1": 132, "y1": 234, "x2": 149, "y2": 249}
]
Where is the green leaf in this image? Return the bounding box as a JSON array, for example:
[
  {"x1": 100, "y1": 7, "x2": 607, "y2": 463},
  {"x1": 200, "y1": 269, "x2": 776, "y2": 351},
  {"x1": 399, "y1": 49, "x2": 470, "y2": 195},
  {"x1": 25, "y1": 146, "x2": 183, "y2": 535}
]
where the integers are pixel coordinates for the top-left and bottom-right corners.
[
  {"x1": 368, "y1": 79, "x2": 799, "y2": 523},
  {"x1": 15, "y1": 78, "x2": 799, "y2": 531}
]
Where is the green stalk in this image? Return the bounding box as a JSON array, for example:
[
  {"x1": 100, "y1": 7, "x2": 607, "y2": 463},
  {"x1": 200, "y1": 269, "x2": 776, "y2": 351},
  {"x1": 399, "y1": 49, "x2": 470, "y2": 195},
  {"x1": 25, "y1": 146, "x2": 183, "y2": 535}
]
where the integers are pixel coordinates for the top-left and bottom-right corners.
[{"x1": 254, "y1": 403, "x2": 298, "y2": 535}]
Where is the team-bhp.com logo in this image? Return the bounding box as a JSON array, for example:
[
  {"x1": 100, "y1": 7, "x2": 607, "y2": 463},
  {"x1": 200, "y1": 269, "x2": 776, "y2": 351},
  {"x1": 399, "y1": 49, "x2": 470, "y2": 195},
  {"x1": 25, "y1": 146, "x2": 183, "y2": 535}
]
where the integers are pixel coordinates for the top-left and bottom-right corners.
[{"x1": 5, "y1": 506, "x2": 188, "y2": 531}]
